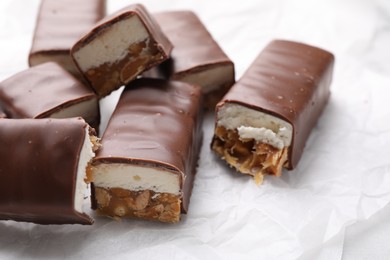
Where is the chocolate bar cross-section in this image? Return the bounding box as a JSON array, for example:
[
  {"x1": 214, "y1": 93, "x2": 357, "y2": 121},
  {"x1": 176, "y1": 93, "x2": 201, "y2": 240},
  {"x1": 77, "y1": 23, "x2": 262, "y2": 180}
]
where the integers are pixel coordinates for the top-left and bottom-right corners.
[
  {"x1": 0, "y1": 118, "x2": 99, "y2": 225},
  {"x1": 71, "y1": 4, "x2": 172, "y2": 97},
  {"x1": 212, "y1": 40, "x2": 334, "y2": 184},
  {"x1": 91, "y1": 78, "x2": 203, "y2": 223}
]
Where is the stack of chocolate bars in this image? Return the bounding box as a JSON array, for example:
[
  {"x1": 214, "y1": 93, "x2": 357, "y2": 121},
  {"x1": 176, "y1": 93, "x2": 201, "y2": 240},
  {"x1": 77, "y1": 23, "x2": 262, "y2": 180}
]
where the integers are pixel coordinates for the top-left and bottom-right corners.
[{"x1": 0, "y1": 0, "x2": 334, "y2": 225}]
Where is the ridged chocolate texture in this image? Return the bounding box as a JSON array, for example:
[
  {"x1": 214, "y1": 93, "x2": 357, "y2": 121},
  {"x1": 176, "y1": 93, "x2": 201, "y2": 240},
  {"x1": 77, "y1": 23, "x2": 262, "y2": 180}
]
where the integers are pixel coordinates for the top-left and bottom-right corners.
[
  {"x1": 0, "y1": 62, "x2": 100, "y2": 130},
  {"x1": 29, "y1": 0, "x2": 106, "y2": 68},
  {"x1": 93, "y1": 78, "x2": 203, "y2": 212},
  {"x1": 217, "y1": 40, "x2": 334, "y2": 169},
  {"x1": 152, "y1": 11, "x2": 234, "y2": 78},
  {"x1": 0, "y1": 118, "x2": 93, "y2": 225}
]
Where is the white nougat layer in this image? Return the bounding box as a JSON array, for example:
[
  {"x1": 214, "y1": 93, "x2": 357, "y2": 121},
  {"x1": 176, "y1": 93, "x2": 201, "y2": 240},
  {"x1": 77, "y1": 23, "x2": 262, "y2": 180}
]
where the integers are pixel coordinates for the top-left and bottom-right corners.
[
  {"x1": 176, "y1": 64, "x2": 233, "y2": 93},
  {"x1": 74, "y1": 128, "x2": 96, "y2": 214},
  {"x1": 30, "y1": 53, "x2": 78, "y2": 75},
  {"x1": 93, "y1": 164, "x2": 181, "y2": 195},
  {"x1": 217, "y1": 103, "x2": 293, "y2": 149},
  {"x1": 49, "y1": 98, "x2": 98, "y2": 123},
  {"x1": 73, "y1": 15, "x2": 149, "y2": 72}
]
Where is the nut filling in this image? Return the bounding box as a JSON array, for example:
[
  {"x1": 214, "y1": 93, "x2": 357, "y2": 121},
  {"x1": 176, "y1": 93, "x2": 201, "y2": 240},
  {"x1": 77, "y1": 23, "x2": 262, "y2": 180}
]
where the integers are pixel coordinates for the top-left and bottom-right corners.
[
  {"x1": 212, "y1": 125, "x2": 289, "y2": 184},
  {"x1": 85, "y1": 38, "x2": 164, "y2": 97},
  {"x1": 94, "y1": 187, "x2": 181, "y2": 223}
]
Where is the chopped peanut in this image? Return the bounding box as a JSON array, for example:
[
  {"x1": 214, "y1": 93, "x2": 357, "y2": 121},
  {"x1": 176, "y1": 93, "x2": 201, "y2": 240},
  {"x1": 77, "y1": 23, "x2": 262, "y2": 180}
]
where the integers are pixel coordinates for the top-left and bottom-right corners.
[{"x1": 94, "y1": 187, "x2": 181, "y2": 223}]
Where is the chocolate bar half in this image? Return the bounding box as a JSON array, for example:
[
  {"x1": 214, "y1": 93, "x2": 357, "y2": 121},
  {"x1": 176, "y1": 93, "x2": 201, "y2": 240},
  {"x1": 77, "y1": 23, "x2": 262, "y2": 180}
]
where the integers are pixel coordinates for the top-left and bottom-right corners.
[
  {"x1": 0, "y1": 62, "x2": 100, "y2": 131},
  {"x1": 211, "y1": 40, "x2": 334, "y2": 184},
  {"x1": 71, "y1": 4, "x2": 173, "y2": 97},
  {"x1": 147, "y1": 11, "x2": 235, "y2": 108},
  {"x1": 0, "y1": 118, "x2": 100, "y2": 225},
  {"x1": 29, "y1": 0, "x2": 106, "y2": 79},
  {"x1": 91, "y1": 78, "x2": 203, "y2": 223}
]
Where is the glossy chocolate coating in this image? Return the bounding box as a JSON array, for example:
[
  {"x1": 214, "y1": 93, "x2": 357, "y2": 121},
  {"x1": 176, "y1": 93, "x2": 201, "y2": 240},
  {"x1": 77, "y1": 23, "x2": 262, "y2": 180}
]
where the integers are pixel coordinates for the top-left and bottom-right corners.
[
  {"x1": 0, "y1": 118, "x2": 93, "y2": 225},
  {"x1": 0, "y1": 62, "x2": 100, "y2": 130},
  {"x1": 217, "y1": 40, "x2": 334, "y2": 169},
  {"x1": 152, "y1": 11, "x2": 234, "y2": 79},
  {"x1": 29, "y1": 0, "x2": 105, "y2": 63},
  {"x1": 93, "y1": 78, "x2": 203, "y2": 213}
]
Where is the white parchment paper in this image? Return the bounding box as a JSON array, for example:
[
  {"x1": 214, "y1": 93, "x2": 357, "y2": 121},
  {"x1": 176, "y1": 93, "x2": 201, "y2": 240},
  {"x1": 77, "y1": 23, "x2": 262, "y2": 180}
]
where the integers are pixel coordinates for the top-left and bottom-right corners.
[{"x1": 1, "y1": 0, "x2": 390, "y2": 259}]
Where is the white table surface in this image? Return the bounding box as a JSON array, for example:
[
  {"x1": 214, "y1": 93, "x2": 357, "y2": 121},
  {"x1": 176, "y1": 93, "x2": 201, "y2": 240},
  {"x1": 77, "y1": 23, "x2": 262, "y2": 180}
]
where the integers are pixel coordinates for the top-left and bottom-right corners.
[{"x1": 1, "y1": 0, "x2": 390, "y2": 259}]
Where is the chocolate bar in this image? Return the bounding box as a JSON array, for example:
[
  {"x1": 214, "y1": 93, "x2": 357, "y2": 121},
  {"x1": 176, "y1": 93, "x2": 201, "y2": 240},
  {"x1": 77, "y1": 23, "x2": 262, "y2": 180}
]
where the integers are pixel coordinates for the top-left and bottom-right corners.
[
  {"x1": 0, "y1": 118, "x2": 100, "y2": 225},
  {"x1": 146, "y1": 11, "x2": 235, "y2": 108},
  {"x1": 91, "y1": 78, "x2": 203, "y2": 223},
  {"x1": 71, "y1": 4, "x2": 173, "y2": 97},
  {"x1": 0, "y1": 62, "x2": 100, "y2": 131},
  {"x1": 29, "y1": 0, "x2": 106, "y2": 79},
  {"x1": 211, "y1": 40, "x2": 334, "y2": 184}
]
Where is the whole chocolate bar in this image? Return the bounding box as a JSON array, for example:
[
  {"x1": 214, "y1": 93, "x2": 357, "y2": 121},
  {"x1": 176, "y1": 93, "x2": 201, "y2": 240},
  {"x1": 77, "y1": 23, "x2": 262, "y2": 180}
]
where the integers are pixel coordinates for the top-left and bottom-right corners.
[
  {"x1": 0, "y1": 118, "x2": 99, "y2": 225},
  {"x1": 147, "y1": 11, "x2": 235, "y2": 108},
  {"x1": 29, "y1": 0, "x2": 106, "y2": 79},
  {"x1": 71, "y1": 4, "x2": 173, "y2": 97},
  {"x1": 91, "y1": 78, "x2": 203, "y2": 223},
  {"x1": 211, "y1": 40, "x2": 334, "y2": 184},
  {"x1": 0, "y1": 62, "x2": 100, "y2": 131}
]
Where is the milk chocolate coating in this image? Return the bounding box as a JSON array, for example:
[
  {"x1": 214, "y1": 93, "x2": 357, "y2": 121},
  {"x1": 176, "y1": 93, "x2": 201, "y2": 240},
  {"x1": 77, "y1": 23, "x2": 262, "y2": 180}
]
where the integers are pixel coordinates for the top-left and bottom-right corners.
[
  {"x1": 217, "y1": 40, "x2": 334, "y2": 169},
  {"x1": 92, "y1": 78, "x2": 203, "y2": 213},
  {"x1": 0, "y1": 118, "x2": 93, "y2": 225},
  {"x1": 151, "y1": 11, "x2": 234, "y2": 79},
  {"x1": 144, "y1": 11, "x2": 235, "y2": 109},
  {"x1": 29, "y1": 0, "x2": 106, "y2": 68},
  {"x1": 0, "y1": 62, "x2": 100, "y2": 130}
]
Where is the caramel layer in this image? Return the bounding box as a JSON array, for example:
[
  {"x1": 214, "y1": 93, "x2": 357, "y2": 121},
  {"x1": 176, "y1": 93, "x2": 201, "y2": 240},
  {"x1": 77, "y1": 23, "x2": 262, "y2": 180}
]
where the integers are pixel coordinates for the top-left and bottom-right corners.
[
  {"x1": 212, "y1": 125, "x2": 288, "y2": 184},
  {"x1": 84, "y1": 39, "x2": 164, "y2": 97},
  {"x1": 94, "y1": 187, "x2": 181, "y2": 223}
]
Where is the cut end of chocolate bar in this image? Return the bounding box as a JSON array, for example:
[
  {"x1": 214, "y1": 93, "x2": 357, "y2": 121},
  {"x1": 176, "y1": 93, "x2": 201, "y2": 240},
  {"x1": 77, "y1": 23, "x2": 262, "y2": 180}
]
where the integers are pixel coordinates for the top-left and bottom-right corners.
[
  {"x1": 211, "y1": 40, "x2": 334, "y2": 184},
  {"x1": 212, "y1": 103, "x2": 292, "y2": 184},
  {"x1": 0, "y1": 118, "x2": 100, "y2": 225},
  {"x1": 92, "y1": 163, "x2": 182, "y2": 223},
  {"x1": 47, "y1": 97, "x2": 100, "y2": 131},
  {"x1": 71, "y1": 4, "x2": 172, "y2": 97},
  {"x1": 90, "y1": 78, "x2": 203, "y2": 223},
  {"x1": 29, "y1": 52, "x2": 81, "y2": 79},
  {"x1": 74, "y1": 126, "x2": 100, "y2": 217},
  {"x1": 172, "y1": 63, "x2": 235, "y2": 109}
]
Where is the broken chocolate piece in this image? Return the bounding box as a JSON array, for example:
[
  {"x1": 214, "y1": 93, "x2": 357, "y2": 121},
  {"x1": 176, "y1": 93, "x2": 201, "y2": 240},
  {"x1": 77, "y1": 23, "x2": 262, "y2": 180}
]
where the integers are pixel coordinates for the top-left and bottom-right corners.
[
  {"x1": 0, "y1": 118, "x2": 99, "y2": 225},
  {"x1": 71, "y1": 4, "x2": 173, "y2": 97},
  {"x1": 29, "y1": 0, "x2": 106, "y2": 79},
  {"x1": 146, "y1": 11, "x2": 235, "y2": 108},
  {"x1": 211, "y1": 40, "x2": 334, "y2": 184},
  {"x1": 0, "y1": 62, "x2": 100, "y2": 131},
  {"x1": 91, "y1": 78, "x2": 203, "y2": 223}
]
